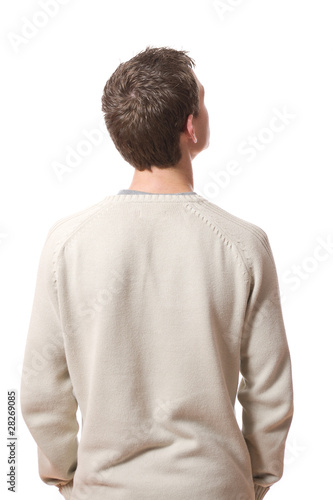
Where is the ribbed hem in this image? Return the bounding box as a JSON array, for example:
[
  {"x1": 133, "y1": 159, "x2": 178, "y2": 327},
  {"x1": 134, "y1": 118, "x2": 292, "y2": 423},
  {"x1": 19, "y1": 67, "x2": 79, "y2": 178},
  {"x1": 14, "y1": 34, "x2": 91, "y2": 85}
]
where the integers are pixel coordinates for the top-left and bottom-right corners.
[
  {"x1": 254, "y1": 484, "x2": 270, "y2": 499},
  {"x1": 57, "y1": 478, "x2": 269, "y2": 499},
  {"x1": 58, "y1": 479, "x2": 73, "y2": 499}
]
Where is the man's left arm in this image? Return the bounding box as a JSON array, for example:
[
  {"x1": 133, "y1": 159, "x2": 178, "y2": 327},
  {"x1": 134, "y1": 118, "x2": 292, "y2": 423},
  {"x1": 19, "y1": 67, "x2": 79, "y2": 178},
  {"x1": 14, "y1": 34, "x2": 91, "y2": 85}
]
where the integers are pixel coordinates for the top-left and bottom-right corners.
[{"x1": 20, "y1": 228, "x2": 78, "y2": 498}]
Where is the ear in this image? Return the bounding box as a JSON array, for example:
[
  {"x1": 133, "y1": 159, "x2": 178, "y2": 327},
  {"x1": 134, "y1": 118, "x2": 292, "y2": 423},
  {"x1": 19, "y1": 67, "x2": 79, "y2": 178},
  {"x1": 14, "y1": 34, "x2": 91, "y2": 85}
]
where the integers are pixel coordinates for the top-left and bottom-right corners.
[{"x1": 184, "y1": 114, "x2": 198, "y2": 143}]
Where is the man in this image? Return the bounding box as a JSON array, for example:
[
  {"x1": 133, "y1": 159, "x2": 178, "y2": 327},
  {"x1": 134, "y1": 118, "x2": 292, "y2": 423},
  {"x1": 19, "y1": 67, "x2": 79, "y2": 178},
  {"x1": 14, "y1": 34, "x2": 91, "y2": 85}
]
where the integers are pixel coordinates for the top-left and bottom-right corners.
[{"x1": 20, "y1": 46, "x2": 294, "y2": 500}]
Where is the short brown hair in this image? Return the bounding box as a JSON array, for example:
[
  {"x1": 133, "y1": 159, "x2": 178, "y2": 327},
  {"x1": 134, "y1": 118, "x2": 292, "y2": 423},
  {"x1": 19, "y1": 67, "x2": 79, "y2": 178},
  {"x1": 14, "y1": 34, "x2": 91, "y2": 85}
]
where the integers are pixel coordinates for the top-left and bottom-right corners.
[{"x1": 101, "y1": 46, "x2": 200, "y2": 171}]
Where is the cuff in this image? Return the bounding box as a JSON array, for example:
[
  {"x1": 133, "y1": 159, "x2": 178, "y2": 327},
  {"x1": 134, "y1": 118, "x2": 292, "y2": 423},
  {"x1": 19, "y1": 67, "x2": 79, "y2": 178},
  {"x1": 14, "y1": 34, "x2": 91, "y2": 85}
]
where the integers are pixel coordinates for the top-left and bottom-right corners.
[
  {"x1": 58, "y1": 479, "x2": 74, "y2": 499},
  {"x1": 254, "y1": 484, "x2": 270, "y2": 500}
]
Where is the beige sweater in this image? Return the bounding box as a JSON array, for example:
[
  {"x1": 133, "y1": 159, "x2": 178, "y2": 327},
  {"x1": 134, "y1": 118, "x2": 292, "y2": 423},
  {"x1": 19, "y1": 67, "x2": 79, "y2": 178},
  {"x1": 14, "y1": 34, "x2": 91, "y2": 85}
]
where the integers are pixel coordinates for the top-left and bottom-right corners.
[{"x1": 20, "y1": 192, "x2": 293, "y2": 500}]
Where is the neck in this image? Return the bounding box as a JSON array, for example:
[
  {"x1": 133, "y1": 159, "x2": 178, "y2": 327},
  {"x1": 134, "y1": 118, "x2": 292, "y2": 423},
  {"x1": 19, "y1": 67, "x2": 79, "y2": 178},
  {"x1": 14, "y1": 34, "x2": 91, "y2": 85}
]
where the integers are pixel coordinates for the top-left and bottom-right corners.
[{"x1": 128, "y1": 151, "x2": 194, "y2": 194}]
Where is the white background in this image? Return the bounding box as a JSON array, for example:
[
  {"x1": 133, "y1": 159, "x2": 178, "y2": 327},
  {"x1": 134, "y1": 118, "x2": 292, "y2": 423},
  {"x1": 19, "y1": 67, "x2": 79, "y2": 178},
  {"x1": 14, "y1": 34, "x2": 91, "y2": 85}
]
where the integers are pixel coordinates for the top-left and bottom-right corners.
[{"x1": 1, "y1": 0, "x2": 332, "y2": 498}]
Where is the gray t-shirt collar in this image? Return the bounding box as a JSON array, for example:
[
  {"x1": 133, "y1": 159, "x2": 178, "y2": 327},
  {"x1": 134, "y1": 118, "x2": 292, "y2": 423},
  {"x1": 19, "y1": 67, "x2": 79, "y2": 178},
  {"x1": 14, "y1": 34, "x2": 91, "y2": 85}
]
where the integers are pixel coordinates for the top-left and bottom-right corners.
[{"x1": 117, "y1": 189, "x2": 197, "y2": 195}]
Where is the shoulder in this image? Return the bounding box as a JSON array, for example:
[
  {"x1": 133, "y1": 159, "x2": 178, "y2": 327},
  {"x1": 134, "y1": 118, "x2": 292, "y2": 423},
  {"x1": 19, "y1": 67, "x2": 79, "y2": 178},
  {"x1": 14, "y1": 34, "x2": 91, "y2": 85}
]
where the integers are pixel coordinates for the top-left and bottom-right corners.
[
  {"x1": 36, "y1": 197, "x2": 109, "y2": 277},
  {"x1": 196, "y1": 198, "x2": 274, "y2": 270},
  {"x1": 44, "y1": 197, "x2": 109, "y2": 249},
  {"x1": 198, "y1": 199, "x2": 280, "y2": 290}
]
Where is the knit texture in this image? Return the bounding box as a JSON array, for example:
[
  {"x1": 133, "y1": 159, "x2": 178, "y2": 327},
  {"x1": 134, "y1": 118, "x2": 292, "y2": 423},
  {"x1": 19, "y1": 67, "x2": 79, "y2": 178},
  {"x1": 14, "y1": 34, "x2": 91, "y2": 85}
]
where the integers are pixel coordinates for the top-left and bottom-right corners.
[
  {"x1": 58, "y1": 479, "x2": 73, "y2": 499},
  {"x1": 20, "y1": 193, "x2": 293, "y2": 499}
]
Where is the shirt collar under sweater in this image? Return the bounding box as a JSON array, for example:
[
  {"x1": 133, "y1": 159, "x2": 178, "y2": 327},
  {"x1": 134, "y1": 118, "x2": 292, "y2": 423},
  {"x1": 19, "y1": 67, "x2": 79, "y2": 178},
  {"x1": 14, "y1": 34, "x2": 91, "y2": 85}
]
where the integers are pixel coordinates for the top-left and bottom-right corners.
[
  {"x1": 112, "y1": 189, "x2": 203, "y2": 202},
  {"x1": 117, "y1": 189, "x2": 197, "y2": 195}
]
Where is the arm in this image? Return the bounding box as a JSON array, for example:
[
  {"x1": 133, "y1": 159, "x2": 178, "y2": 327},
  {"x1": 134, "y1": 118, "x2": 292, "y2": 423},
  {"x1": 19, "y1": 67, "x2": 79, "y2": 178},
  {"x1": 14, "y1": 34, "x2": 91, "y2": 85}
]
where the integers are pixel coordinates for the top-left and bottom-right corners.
[
  {"x1": 237, "y1": 232, "x2": 294, "y2": 499},
  {"x1": 20, "y1": 228, "x2": 78, "y2": 499}
]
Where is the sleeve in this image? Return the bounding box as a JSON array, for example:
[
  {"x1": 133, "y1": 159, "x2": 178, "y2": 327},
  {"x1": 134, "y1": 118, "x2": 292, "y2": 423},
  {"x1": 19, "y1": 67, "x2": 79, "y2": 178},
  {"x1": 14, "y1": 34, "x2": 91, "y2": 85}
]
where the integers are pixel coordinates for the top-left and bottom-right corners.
[
  {"x1": 20, "y1": 228, "x2": 78, "y2": 499},
  {"x1": 237, "y1": 232, "x2": 294, "y2": 500}
]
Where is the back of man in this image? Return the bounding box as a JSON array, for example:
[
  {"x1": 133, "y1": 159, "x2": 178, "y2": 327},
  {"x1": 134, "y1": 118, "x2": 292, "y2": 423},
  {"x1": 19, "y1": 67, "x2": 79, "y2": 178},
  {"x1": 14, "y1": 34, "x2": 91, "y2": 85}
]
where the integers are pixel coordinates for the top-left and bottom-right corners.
[{"x1": 20, "y1": 46, "x2": 294, "y2": 500}]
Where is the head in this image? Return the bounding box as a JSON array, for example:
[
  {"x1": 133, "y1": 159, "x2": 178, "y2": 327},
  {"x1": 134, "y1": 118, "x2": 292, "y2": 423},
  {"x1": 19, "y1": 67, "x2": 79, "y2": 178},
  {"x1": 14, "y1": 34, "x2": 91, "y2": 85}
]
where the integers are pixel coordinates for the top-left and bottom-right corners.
[{"x1": 101, "y1": 46, "x2": 209, "y2": 172}]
